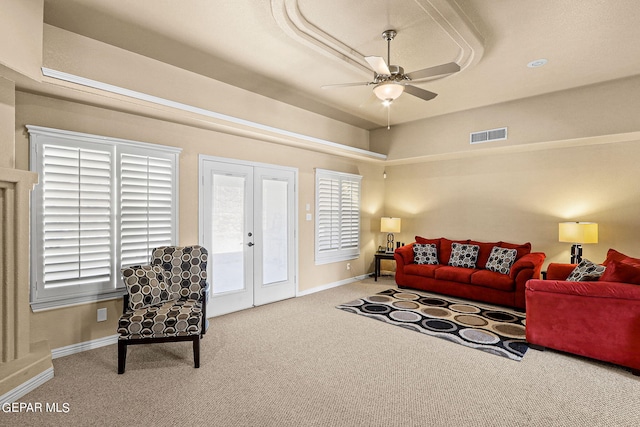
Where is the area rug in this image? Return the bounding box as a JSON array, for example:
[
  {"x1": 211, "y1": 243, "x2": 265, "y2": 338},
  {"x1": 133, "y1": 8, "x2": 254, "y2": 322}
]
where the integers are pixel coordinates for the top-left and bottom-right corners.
[{"x1": 337, "y1": 288, "x2": 528, "y2": 361}]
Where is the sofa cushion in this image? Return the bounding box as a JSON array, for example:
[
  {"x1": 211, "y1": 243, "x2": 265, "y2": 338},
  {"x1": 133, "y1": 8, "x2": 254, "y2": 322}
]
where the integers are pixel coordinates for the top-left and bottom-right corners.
[
  {"x1": 117, "y1": 298, "x2": 202, "y2": 339},
  {"x1": 599, "y1": 259, "x2": 640, "y2": 285},
  {"x1": 122, "y1": 265, "x2": 179, "y2": 310},
  {"x1": 413, "y1": 243, "x2": 439, "y2": 265},
  {"x1": 485, "y1": 246, "x2": 518, "y2": 275},
  {"x1": 603, "y1": 248, "x2": 640, "y2": 268},
  {"x1": 435, "y1": 265, "x2": 477, "y2": 283},
  {"x1": 448, "y1": 243, "x2": 480, "y2": 268},
  {"x1": 405, "y1": 263, "x2": 441, "y2": 278},
  {"x1": 439, "y1": 238, "x2": 470, "y2": 265},
  {"x1": 470, "y1": 270, "x2": 516, "y2": 291},
  {"x1": 469, "y1": 240, "x2": 499, "y2": 268},
  {"x1": 499, "y1": 241, "x2": 531, "y2": 260},
  {"x1": 566, "y1": 259, "x2": 606, "y2": 282}
]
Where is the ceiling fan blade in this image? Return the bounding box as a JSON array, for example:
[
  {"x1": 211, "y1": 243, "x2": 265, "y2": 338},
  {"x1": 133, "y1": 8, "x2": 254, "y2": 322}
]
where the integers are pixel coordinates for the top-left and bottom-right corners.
[
  {"x1": 364, "y1": 56, "x2": 391, "y2": 75},
  {"x1": 321, "y1": 82, "x2": 372, "y2": 89},
  {"x1": 406, "y1": 62, "x2": 460, "y2": 81},
  {"x1": 404, "y1": 85, "x2": 438, "y2": 101}
]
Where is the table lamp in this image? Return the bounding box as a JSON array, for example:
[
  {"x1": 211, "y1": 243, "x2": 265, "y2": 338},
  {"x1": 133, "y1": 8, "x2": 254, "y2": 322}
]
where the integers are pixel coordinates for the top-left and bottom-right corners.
[
  {"x1": 381, "y1": 217, "x2": 401, "y2": 253},
  {"x1": 558, "y1": 221, "x2": 598, "y2": 263}
]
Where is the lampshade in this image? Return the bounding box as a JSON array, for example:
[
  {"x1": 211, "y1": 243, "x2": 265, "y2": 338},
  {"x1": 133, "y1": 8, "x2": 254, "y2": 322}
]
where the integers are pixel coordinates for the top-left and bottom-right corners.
[
  {"x1": 558, "y1": 222, "x2": 598, "y2": 244},
  {"x1": 380, "y1": 217, "x2": 401, "y2": 233},
  {"x1": 373, "y1": 82, "x2": 404, "y2": 102}
]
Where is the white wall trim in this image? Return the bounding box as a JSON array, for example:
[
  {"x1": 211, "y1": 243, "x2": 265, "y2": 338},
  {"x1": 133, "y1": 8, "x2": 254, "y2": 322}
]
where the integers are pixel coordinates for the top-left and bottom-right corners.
[
  {"x1": 51, "y1": 334, "x2": 119, "y2": 359},
  {"x1": 296, "y1": 274, "x2": 372, "y2": 297},
  {"x1": 0, "y1": 367, "x2": 54, "y2": 405},
  {"x1": 41, "y1": 67, "x2": 387, "y2": 162}
]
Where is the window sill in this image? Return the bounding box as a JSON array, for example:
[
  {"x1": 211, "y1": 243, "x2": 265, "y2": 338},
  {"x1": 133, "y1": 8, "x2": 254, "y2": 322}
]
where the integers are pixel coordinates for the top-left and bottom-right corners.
[{"x1": 30, "y1": 289, "x2": 126, "y2": 312}]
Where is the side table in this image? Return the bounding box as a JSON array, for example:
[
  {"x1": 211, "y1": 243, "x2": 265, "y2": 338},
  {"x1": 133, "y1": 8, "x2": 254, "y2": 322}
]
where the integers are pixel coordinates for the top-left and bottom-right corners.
[{"x1": 374, "y1": 252, "x2": 395, "y2": 281}]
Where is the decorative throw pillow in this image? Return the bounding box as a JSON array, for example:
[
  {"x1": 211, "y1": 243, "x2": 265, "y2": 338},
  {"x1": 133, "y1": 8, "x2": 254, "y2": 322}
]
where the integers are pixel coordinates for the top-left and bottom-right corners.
[
  {"x1": 485, "y1": 246, "x2": 518, "y2": 275},
  {"x1": 566, "y1": 259, "x2": 606, "y2": 282},
  {"x1": 122, "y1": 265, "x2": 179, "y2": 310},
  {"x1": 413, "y1": 243, "x2": 439, "y2": 265},
  {"x1": 448, "y1": 243, "x2": 480, "y2": 268}
]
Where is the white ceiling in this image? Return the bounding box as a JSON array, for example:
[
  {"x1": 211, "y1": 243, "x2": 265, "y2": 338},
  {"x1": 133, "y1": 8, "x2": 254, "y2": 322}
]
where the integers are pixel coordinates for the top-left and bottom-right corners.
[{"x1": 42, "y1": 0, "x2": 640, "y2": 130}]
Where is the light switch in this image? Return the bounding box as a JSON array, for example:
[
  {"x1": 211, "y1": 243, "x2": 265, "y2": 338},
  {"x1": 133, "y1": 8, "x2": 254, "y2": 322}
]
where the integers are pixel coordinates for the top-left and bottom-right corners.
[{"x1": 306, "y1": 213, "x2": 312, "y2": 221}]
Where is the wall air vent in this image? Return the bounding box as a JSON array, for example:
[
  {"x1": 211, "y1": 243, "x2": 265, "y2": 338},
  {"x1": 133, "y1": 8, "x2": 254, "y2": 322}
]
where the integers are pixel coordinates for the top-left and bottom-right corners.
[{"x1": 470, "y1": 127, "x2": 508, "y2": 144}]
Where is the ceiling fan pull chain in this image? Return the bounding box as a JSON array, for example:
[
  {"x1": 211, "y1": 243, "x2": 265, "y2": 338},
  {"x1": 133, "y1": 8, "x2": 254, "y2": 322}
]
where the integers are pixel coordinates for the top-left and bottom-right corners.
[{"x1": 387, "y1": 105, "x2": 391, "y2": 130}]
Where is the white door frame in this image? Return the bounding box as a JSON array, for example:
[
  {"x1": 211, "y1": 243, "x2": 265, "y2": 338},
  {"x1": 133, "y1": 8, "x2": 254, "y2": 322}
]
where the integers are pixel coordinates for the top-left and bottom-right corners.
[{"x1": 198, "y1": 155, "x2": 298, "y2": 316}]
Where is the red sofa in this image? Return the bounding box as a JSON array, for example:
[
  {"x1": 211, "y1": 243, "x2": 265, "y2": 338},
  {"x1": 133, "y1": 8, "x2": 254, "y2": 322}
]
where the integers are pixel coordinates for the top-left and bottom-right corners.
[
  {"x1": 526, "y1": 249, "x2": 640, "y2": 375},
  {"x1": 394, "y1": 237, "x2": 545, "y2": 309}
]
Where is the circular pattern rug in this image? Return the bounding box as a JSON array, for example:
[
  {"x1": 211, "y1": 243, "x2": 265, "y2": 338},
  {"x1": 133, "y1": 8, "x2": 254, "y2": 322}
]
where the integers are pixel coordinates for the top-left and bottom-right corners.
[{"x1": 337, "y1": 288, "x2": 528, "y2": 361}]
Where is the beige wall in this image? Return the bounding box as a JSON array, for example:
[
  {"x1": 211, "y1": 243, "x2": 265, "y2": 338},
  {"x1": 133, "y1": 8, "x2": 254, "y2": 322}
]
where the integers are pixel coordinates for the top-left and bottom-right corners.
[
  {"x1": 372, "y1": 76, "x2": 640, "y2": 271},
  {"x1": 0, "y1": 77, "x2": 15, "y2": 168},
  {"x1": 15, "y1": 90, "x2": 384, "y2": 349},
  {"x1": 0, "y1": 0, "x2": 43, "y2": 81},
  {"x1": 382, "y1": 140, "x2": 640, "y2": 269}
]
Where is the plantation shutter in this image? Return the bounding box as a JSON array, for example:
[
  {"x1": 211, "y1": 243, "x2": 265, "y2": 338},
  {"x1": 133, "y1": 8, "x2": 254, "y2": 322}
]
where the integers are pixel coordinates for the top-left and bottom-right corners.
[
  {"x1": 316, "y1": 175, "x2": 340, "y2": 252},
  {"x1": 40, "y1": 144, "x2": 113, "y2": 289},
  {"x1": 315, "y1": 169, "x2": 361, "y2": 264},
  {"x1": 120, "y1": 153, "x2": 175, "y2": 267},
  {"x1": 340, "y1": 179, "x2": 360, "y2": 250},
  {"x1": 29, "y1": 125, "x2": 180, "y2": 310}
]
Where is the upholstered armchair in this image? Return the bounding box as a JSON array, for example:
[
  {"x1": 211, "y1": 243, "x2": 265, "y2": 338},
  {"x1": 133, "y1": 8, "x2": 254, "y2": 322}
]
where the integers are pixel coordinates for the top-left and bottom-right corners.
[{"x1": 117, "y1": 245, "x2": 209, "y2": 374}]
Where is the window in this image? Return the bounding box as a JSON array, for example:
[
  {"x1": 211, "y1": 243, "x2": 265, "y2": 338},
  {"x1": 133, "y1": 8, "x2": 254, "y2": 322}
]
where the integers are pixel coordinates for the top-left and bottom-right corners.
[
  {"x1": 314, "y1": 168, "x2": 361, "y2": 264},
  {"x1": 28, "y1": 126, "x2": 180, "y2": 311}
]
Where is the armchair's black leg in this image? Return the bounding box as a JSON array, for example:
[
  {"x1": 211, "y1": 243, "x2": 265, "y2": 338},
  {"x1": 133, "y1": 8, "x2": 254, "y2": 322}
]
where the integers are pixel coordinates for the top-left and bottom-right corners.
[
  {"x1": 193, "y1": 336, "x2": 200, "y2": 368},
  {"x1": 118, "y1": 340, "x2": 127, "y2": 374}
]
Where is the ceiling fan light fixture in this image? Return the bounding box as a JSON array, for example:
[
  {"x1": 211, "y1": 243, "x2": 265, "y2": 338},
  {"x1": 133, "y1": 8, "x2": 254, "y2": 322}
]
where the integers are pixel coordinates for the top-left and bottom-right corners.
[{"x1": 373, "y1": 81, "x2": 404, "y2": 102}]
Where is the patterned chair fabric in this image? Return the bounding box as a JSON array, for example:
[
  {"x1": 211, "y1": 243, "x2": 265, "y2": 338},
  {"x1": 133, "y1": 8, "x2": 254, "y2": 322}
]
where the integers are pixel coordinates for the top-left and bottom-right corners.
[
  {"x1": 117, "y1": 245, "x2": 209, "y2": 374},
  {"x1": 150, "y1": 246, "x2": 208, "y2": 300},
  {"x1": 121, "y1": 264, "x2": 179, "y2": 310},
  {"x1": 117, "y1": 298, "x2": 202, "y2": 339}
]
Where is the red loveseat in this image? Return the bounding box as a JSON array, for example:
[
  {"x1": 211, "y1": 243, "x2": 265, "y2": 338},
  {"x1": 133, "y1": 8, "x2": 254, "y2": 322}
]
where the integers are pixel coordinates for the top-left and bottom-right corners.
[
  {"x1": 526, "y1": 249, "x2": 640, "y2": 375},
  {"x1": 394, "y1": 237, "x2": 545, "y2": 309}
]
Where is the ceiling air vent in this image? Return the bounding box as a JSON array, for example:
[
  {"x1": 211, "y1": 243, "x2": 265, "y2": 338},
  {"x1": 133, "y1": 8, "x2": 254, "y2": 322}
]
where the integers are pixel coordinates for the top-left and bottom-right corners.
[{"x1": 470, "y1": 127, "x2": 508, "y2": 144}]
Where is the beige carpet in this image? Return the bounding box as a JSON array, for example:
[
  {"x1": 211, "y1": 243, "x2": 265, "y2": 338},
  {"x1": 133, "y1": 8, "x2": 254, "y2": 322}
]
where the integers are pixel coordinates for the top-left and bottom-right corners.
[{"x1": 11, "y1": 277, "x2": 640, "y2": 426}]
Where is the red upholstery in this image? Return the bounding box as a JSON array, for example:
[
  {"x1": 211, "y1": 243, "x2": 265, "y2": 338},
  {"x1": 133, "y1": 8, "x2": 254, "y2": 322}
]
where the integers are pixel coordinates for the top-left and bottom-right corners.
[
  {"x1": 434, "y1": 266, "x2": 477, "y2": 283},
  {"x1": 394, "y1": 238, "x2": 545, "y2": 309},
  {"x1": 526, "y1": 277, "x2": 640, "y2": 374}
]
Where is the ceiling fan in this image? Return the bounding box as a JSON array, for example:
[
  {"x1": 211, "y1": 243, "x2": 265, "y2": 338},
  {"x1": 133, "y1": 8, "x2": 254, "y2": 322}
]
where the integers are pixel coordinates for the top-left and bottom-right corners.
[{"x1": 323, "y1": 29, "x2": 460, "y2": 106}]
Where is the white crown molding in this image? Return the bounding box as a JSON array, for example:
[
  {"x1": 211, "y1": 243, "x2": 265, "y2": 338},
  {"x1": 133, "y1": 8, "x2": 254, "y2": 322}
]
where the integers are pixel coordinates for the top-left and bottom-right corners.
[
  {"x1": 271, "y1": 0, "x2": 484, "y2": 76},
  {"x1": 41, "y1": 67, "x2": 387, "y2": 162}
]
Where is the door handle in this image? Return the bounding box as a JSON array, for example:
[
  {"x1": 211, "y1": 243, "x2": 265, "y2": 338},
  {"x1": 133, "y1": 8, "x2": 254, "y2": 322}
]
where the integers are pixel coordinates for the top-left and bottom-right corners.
[{"x1": 247, "y1": 242, "x2": 254, "y2": 247}]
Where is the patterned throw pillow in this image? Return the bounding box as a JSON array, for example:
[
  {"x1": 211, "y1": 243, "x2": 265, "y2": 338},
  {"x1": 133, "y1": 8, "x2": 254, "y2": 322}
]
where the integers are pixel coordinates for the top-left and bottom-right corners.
[
  {"x1": 566, "y1": 259, "x2": 606, "y2": 282},
  {"x1": 122, "y1": 265, "x2": 180, "y2": 310},
  {"x1": 413, "y1": 243, "x2": 439, "y2": 265},
  {"x1": 485, "y1": 246, "x2": 518, "y2": 275},
  {"x1": 448, "y1": 243, "x2": 480, "y2": 268}
]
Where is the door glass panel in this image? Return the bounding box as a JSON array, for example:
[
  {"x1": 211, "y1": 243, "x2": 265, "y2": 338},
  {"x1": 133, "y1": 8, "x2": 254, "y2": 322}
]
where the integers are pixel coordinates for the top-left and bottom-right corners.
[
  {"x1": 262, "y1": 179, "x2": 288, "y2": 285},
  {"x1": 211, "y1": 174, "x2": 245, "y2": 294}
]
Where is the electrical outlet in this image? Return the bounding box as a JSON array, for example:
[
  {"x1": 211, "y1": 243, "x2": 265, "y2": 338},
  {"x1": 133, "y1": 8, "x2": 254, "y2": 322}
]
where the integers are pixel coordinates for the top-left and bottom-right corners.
[
  {"x1": 97, "y1": 308, "x2": 107, "y2": 322},
  {"x1": 346, "y1": 263, "x2": 351, "y2": 270}
]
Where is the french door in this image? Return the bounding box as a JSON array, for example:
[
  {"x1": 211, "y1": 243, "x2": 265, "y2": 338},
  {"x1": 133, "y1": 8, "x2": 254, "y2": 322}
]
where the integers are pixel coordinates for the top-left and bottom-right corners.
[{"x1": 200, "y1": 157, "x2": 297, "y2": 317}]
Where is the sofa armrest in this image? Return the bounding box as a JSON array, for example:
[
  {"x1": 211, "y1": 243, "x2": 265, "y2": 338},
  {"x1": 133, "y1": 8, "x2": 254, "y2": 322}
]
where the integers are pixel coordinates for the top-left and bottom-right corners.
[
  {"x1": 510, "y1": 252, "x2": 546, "y2": 309},
  {"x1": 546, "y1": 263, "x2": 577, "y2": 280},
  {"x1": 509, "y1": 252, "x2": 546, "y2": 280},
  {"x1": 394, "y1": 243, "x2": 415, "y2": 267}
]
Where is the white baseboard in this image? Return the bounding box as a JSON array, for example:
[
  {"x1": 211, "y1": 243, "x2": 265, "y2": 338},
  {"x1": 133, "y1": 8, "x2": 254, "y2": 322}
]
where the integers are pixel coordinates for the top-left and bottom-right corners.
[
  {"x1": 296, "y1": 273, "x2": 372, "y2": 297},
  {"x1": 0, "y1": 367, "x2": 54, "y2": 406},
  {"x1": 51, "y1": 334, "x2": 119, "y2": 359}
]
